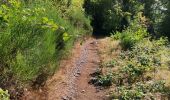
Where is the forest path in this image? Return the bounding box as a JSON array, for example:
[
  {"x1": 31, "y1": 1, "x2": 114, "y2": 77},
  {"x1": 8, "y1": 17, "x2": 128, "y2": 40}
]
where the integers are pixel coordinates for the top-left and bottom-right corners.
[
  {"x1": 22, "y1": 38, "x2": 107, "y2": 100},
  {"x1": 46, "y1": 38, "x2": 106, "y2": 100}
]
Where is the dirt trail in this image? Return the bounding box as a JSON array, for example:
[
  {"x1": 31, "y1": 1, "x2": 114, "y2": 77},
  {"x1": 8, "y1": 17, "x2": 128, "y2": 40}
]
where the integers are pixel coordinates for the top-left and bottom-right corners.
[
  {"x1": 23, "y1": 38, "x2": 106, "y2": 100},
  {"x1": 47, "y1": 38, "x2": 105, "y2": 100}
]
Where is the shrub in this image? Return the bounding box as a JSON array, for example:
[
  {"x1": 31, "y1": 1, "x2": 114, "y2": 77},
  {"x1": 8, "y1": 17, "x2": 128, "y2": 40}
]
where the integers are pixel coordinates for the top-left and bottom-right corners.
[
  {"x1": 0, "y1": 0, "x2": 63, "y2": 82},
  {"x1": 0, "y1": 1, "x2": 92, "y2": 98},
  {"x1": 115, "y1": 80, "x2": 166, "y2": 100},
  {"x1": 113, "y1": 20, "x2": 148, "y2": 50},
  {"x1": 102, "y1": 59, "x2": 117, "y2": 67},
  {"x1": 0, "y1": 88, "x2": 10, "y2": 100},
  {"x1": 98, "y1": 74, "x2": 113, "y2": 87},
  {"x1": 67, "y1": 8, "x2": 92, "y2": 35},
  {"x1": 111, "y1": 31, "x2": 122, "y2": 40},
  {"x1": 118, "y1": 86, "x2": 144, "y2": 100},
  {"x1": 89, "y1": 71, "x2": 113, "y2": 87},
  {"x1": 120, "y1": 33, "x2": 137, "y2": 50},
  {"x1": 109, "y1": 35, "x2": 170, "y2": 99}
]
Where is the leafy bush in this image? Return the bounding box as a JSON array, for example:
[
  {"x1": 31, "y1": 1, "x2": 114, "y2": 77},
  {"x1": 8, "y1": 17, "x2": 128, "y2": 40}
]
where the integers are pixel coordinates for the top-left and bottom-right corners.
[
  {"x1": 89, "y1": 70, "x2": 113, "y2": 87},
  {"x1": 121, "y1": 63, "x2": 145, "y2": 84},
  {"x1": 108, "y1": 36, "x2": 170, "y2": 99},
  {"x1": 0, "y1": 88, "x2": 10, "y2": 100},
  {"x1": 0, "y1": 0, "x2": 63, "y2": 83},
  {"x1": 114, "y1": 80, "x2": 166, "y2": 100},
  {"x1": 111, "y1": 31, "x2": 122, "y2": 40},
  {"x1": 118, "y1": 86, "x2": 144, "y2": 100},
  {"x1": 102, "y1": 59, "x2": 117, "y2": 67},
  {"x1": 67, "y1": 8, "x2": 92, "y2": 35},
  {"x1": 113, "y1": 20, "x2": 148, "y2": 50},
  {"x1": 98, "y1": 74, "x2": 113, "y2": 86},
  {"x1": 120, "y1": 33, "x2": 137, "y2": 50},
  {"x1": 0, "y1": 0, "x2": 91, "y2": 98}
]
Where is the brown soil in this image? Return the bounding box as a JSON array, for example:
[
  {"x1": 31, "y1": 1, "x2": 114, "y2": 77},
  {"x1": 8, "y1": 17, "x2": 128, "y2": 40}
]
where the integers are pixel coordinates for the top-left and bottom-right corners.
[{"x1": 22, "y1": 38, "x2": 107, "y2": 100}]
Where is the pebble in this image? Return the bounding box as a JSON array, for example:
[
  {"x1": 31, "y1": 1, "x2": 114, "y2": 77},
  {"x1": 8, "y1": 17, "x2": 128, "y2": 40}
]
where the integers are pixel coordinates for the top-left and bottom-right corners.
[
  {"x1": 39, "y1": 89, "x2": 42, "y2": 93},
  {"x1": 63, "y1": 41, "x2": 97, "y2": 99},
  {"x1": 96, "y1": 89, "x2": 100, "y2": 93},
  {"x1": 61, "y1": 96, "x2": 68, "y2": 100},
  {"x1": 81, "y1": 90, "x2": 85, "y2": 93},
  {"x1": 77, "y1": 71, "x2": 81, "y2": 75},
  {"x1": 74, "y1": 73, "x2": 80, "y2": 77}
]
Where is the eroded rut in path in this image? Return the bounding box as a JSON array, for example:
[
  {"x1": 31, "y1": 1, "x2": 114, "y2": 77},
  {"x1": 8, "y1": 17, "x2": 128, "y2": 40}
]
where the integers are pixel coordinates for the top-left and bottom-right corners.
[{"x1": 46, "y1": 38, "x2": 105, "y2": 100}]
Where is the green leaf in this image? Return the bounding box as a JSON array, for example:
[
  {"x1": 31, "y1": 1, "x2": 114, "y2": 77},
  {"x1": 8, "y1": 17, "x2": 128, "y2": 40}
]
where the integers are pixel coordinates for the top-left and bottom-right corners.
[
  {"x1": 42, "y1": 17, "x2": 49, "y2": 23},
  {"x1": 63, "y1": 32, "x2": 70, "y2": 41}
]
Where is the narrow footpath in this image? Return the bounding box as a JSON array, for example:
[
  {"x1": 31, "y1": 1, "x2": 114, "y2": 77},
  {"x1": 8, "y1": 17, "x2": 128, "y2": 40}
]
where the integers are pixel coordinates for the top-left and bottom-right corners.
[
  {"x1": 23, "y1": 38, "x2": 107, "y2": 100},
  {"x1": 46, "y1": 38, "x2": 106, "y2": 100}
]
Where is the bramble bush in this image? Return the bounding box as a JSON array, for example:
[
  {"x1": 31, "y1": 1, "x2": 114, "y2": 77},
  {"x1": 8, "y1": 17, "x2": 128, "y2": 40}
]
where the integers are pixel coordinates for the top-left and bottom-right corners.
[
  {"x1": 109, "y1": 37, "x2": 170, "y2": 99},
  {"x1": 113, "y1": 80, "x2": 166, "y2": 100},
  {"x1": 101, "y1": 21, "x2": 170, "y2": 99}
]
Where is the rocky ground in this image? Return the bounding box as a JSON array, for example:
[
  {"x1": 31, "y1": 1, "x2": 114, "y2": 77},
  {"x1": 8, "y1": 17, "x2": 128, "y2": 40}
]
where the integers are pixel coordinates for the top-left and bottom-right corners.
[{"x1": 22, "y1": 38, "x2": 108, "y2": 100}]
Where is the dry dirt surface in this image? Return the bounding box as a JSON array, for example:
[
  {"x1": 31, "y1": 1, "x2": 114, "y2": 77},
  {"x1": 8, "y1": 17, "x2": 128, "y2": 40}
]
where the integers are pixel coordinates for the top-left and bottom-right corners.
[{"x1": 22, "y1": 38, "x2": 107, "y2": 100}]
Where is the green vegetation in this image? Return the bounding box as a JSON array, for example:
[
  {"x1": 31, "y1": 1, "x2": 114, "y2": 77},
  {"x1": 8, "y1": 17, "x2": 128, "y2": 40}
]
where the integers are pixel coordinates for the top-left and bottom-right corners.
[
  {"x1": 161, "y1": 1, "x2": 170, "y2": 38},
  {"x1": 0, "y1": 0, "x2": 91, "y2": 99},
  {"x1": 0, "y1": 0, "x2": 170, "y2": 99},
  {"x1": 96, "y1": 23, "x2": 170, "y2": 99},
  {"x1": 113, "y1": 18, "x2": 148, "y2": 50},
  {"x1": 84, "y1": 0, "x2": 143, "y2": 35},
  {"x1": 0, "y1": 88, "x2": 10, "y2": 100},
  {"x1": 84, "y1": 0, "x2": 170, "y2": 38},
  {"x1": 102, "y1": 59, "x2": 117, "y2": 68},
  {"x1": 90, "y1": 0, "x2": 170, "y2": 98}
]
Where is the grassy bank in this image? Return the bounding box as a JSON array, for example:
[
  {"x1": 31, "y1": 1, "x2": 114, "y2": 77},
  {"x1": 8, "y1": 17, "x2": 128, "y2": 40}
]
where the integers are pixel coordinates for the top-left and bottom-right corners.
[
  {"x1": 0, "y1": 0, "x2": 91, "y2": 99},
  {"x1": 93, "y1": 19, "x2": 170, "y2": 99}
]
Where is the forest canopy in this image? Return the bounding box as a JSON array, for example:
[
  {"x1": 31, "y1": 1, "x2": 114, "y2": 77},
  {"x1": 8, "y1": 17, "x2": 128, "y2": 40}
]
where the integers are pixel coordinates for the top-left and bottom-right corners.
[{"x1": 84, "y1": 0, "x2": 170, "y2": 38}]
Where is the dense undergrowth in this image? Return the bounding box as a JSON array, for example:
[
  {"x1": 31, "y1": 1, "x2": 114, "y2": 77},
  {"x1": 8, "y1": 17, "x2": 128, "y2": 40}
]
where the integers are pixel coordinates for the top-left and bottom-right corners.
[
  {"x1": 84, "y1": 0, "x2": 170, "y2": 38},
  {"x1": 94, "y1": 19, "x2": 170, "y2": 99},
  {"x1": 85, "y1": 1, "x2": 170, "y2": 99},
  {"x1": 0, "y1": 0, "x2": 92, "y2": 99},
  {"x1": 83, "y1": 0, "x2": 144, "y2": 35}
]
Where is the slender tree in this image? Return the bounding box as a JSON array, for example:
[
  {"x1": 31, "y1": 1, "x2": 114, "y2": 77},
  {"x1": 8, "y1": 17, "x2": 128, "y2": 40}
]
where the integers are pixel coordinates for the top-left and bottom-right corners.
[{"x1": 161, "y1": 1, "x2": 170, "y2": 38}]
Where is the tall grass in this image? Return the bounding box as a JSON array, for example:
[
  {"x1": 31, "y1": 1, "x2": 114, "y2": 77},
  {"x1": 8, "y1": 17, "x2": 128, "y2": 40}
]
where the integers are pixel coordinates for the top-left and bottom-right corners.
[{"x1": 0, "y1": 0, "x2": 92, "y2": 98}]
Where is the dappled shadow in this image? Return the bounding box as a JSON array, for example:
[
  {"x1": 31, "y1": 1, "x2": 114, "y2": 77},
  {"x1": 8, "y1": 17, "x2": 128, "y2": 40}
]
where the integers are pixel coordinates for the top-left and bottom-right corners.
[{"x1": 92, "y1": 33, "x2": 110, "y2": 39}]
